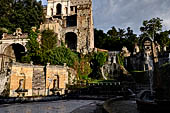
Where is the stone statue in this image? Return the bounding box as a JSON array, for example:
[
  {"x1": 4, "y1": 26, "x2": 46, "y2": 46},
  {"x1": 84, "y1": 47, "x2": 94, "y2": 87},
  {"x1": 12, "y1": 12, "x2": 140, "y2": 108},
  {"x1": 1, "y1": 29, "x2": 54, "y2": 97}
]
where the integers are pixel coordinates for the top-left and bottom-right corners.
[
  {"x1": 155, "y1": 41, "x2": 161, "y2": 52},
  {"x1": 13, "y1": 28, "x2": 22, "y2": 38},
  {"x1": 163, "y1": 45, "x2": 167, "y2": 52},
  {"x1": 133, "y1": 43, "x2": 140, "y2": 55},
  {"x1": 121, "y1": 46, "x2": 131, "y2": 57},
  {"x1": 17, "y1": 79, "x2": 24, "y2": 91}
]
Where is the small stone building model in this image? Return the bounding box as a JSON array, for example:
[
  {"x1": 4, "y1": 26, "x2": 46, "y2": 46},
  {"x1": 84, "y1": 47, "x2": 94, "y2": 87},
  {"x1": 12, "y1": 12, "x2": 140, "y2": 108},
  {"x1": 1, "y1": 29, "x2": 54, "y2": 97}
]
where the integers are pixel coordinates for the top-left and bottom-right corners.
[{"x1": 40, "y1": 0, "x2": 94, "y2": 53}]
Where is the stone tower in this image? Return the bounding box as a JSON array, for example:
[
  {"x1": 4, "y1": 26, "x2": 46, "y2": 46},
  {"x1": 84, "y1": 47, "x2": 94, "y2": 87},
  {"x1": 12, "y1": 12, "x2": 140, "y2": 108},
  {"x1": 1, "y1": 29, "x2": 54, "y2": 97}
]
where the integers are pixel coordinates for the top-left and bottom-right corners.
[{"x1": 40, "y1": 0, "x2": 94, "y2": 53}]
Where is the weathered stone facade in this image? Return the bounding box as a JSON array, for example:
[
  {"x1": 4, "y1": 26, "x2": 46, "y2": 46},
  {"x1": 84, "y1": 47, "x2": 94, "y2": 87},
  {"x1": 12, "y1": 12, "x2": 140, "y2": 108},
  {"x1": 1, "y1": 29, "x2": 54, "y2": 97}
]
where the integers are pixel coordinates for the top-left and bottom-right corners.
[
  {"x1": 0, "y1": 29, "x2": 28, "y2": 72},
  {"x1": 40, "y1": 0, "x2": 94, "y2": 53},
  {"x1": 9, "y1": 63, "x2": 33, "y2": 97},
  {"x1": 46, "y1": 65, "x2": 68, "y2": 95},
  {"x1": 32, "y1": 66, "x2": 45, "y2": 96},
  {"x1": 9, "y1": 63, "x2": 70, "y2": 97}
]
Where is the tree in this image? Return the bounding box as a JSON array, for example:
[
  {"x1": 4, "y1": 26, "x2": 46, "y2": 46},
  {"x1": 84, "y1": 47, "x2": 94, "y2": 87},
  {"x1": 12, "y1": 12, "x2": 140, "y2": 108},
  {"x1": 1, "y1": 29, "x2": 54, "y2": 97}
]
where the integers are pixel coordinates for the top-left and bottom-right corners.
[
  {"x1": 21, "y1": 30, "x2": 42, "y2": 64},
  {"x1": 90, "y1": 52, "x2": 108, "y2": 79},
  {"x1": 155, "y1": 31, "x2": 170, "y2": 47},
  {"x1": 124, "y1": 27, "x2": 138, "y2": 52},
  {"x1": 0, "y1": 0, "x2": 14, "y2": 33},
  {"x1": 140, "y1": 17, "x2": 163, "y2": 39},
  {"x1": 118, "y1": 28, "x2": 126, "y2": 39},
  {"x1": 0, "y1": 0, "x2": 44, "y2": 33},
  {"x1": 94, "y1": 28, "x2": 108, "y2": 49},
  {"x1": 21, "y1": 30, "x2": 79, "y2": 66},
  {"x1": 94, "y1": 27, "x2": 138, "y2": 52},
  {"x1": 41, "y1": 30, "x2": 58, "y2": 50},
  {"x1": 107, "y1": 26, "x2": 118, "y2": 37},
  {"x1": 52, "y1": 46, "x2": 78, "y2": 67}
]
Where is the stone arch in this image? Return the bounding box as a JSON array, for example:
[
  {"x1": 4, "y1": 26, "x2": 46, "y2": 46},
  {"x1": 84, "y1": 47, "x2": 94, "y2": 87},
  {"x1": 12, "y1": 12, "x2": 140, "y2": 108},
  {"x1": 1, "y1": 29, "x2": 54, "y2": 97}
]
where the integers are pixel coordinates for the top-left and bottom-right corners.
[
  {"x1": 3, "y1": 43, "x2": 26, "y2": 62},
  {"x1": 65, "y1": 32, "x2": 77, "y2": 50},
  {"x1": 56, "y1": 3, "x2": 62, "y2": 14}
]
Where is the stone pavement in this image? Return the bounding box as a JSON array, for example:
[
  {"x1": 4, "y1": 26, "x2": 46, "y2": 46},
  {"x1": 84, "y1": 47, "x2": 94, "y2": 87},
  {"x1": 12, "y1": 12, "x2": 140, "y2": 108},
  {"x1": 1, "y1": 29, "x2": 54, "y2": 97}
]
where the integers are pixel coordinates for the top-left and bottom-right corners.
[
  {"x1": 0, "y1": 100, "x2": 102, "y2": 113},
  {"x1": 71, "y1": 101, "x2": 105, "y2": 113},
  {"x1": 104, "y1": 99, "x2": 139, "y2": 113}
]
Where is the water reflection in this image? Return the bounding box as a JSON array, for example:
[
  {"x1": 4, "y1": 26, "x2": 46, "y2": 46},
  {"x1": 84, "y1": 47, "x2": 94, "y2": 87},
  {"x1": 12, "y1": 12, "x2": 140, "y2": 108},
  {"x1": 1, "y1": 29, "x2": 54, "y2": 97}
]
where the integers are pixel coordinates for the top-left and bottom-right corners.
[{"x1": 0, "y1": 100, "x2": 99, "y2": 113}]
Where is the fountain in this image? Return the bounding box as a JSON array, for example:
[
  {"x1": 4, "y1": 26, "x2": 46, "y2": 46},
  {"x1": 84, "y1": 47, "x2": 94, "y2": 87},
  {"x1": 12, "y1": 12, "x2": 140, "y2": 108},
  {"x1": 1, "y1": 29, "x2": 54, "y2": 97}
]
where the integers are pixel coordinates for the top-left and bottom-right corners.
[
  {"x1": 50, "y1": 78, "x2": 62, "y2": 95},
  {"x1": 136, "y1": 37, "x2": 170, "y2": 112},
  {"x1": 145, "y1": 53, "x2": 154, "y2": 95},
  {"x1": 101, "y1": 51, "x2": 120, "y2": 80},
  {"x1": 15, "y1": 79, "x2": 28, "y2": 97}
]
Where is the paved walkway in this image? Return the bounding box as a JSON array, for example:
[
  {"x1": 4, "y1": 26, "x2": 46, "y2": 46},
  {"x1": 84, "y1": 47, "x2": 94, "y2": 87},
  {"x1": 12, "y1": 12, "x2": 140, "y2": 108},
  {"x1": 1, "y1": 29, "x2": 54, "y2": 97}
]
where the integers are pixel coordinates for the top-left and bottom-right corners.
[
  {"x1": 104, "y1": 99, "x2": 139, "y2": 113},
  {"x1": 0, "y1": 100, "x2": 103, "y2": 113},
  {"x1": 71, "y1": 101, "x2": 104, "y2": 113}
]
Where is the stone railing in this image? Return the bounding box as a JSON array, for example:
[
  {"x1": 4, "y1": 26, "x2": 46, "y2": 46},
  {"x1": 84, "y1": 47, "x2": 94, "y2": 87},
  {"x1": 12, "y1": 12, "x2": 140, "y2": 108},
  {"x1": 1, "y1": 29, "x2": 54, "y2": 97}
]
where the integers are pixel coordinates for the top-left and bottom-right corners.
[{"x1": 2, "y1": 33, "x2": 28, "y2": 40}]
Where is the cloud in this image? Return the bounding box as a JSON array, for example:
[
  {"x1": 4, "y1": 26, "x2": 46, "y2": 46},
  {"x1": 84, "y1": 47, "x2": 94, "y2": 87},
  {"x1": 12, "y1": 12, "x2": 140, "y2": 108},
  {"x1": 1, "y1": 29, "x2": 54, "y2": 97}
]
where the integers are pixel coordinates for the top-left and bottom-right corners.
[
  {"x1": 93, "y1": 0, "x2": 170, "y2": 34},
  {"x1": 40, "y1": 0, "x2": 170, "y2": 34}
]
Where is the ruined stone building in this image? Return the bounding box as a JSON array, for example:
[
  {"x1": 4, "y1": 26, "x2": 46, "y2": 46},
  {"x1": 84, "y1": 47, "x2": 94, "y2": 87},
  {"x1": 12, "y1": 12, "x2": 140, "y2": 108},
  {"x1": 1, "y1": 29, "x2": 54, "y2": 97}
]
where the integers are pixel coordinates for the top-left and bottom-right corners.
[
  {"x1": 0, "y1": 0, "x2": 95, "y2": 97},
  {"x1": 40, "y1": 0, "x2": 94, "y2": 53},
  {"x1": 0, "y1": 28, "x2": 76, "y2": 97}
]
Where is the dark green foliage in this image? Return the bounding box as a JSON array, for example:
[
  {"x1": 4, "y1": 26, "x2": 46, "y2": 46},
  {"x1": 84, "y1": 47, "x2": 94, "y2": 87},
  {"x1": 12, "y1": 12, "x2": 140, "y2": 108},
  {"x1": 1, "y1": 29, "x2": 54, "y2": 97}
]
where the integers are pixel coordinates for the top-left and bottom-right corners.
[
  {"x1": 0, "y1": 0, "x2": 44, "y2": 33},
  {"x1": 124, "y1": 27, "x2": 138, "y2": 52},
  {"x1": 52, "y1": 47, "x2": 78, "y2": 67},
  {"x1": 140, "y1": 17, "x2": 163, "y2": 39},
  {"x1": 107, "y1": 26, "x2": 118, "y2": 37},
  {"x1": 95, "y1": 17, "x2": 170, "y2": 53},
  {"x1": 21, "y1": 30, "x2": 42, "y2": 64},
  {"x1": 90, "y1": 52, "x2": 108, "y2": 79},
  {"x1": 94, "y1": 29, "x2": 108, "y2": 49},
  {"x1": 21, "y1": 30, "x2": 78, "y2": 67},
  {"x1": 0, "y1": 28, "x2": 8, "y2": 39},
  {"x1": 92, "y1": 52, "x2": 108, "y2": 67},
  {"x1": 139, "y1": 17, "x2": 170, "y2": 50},
  {"x1": 94, "y1": 27, "x2": 138, "y2": 52},
  {"x1": 117, "y1": 53, "x2": 124, "y2": 66},
  {"x1": 155, "y1": 31, "x2": 170, "y2": 47},
  {"x1": 41, "y1": 30, "x2": 58, "y2": 50},
  {"x1": 76, "y1": 54, "x2": 92, "y2": 80}
]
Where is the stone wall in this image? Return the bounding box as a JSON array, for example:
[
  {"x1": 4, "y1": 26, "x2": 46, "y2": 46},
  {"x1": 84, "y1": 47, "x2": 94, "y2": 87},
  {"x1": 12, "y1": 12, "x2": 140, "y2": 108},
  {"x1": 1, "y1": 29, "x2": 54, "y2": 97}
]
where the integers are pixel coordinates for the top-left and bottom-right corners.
[
  {"x1": 9, "y1": 63, "x2": 70, "y2": 97},
  {"x1": 0, "y1": 72, "x2": 8, "y2": 95},
  {"x1": 32, "y1": 66, "x2": 45, "y2": 96},
  {"x1": 76, "y1": 3, "x2": 94, "y2": 52},
  {"x1": 46, "y1": 65, "x2": 68, "y2": 95},
  {"x1": 9, "y1": 63, "x2": 33, "y2": 97}
]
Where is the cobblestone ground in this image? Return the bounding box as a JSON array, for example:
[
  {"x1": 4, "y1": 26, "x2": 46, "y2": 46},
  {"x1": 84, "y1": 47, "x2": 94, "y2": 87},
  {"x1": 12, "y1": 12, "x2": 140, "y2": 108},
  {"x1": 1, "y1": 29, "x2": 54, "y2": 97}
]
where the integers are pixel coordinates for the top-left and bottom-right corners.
[{"x1": 0, "y1": 100, "x2": 103, "y2": 113}]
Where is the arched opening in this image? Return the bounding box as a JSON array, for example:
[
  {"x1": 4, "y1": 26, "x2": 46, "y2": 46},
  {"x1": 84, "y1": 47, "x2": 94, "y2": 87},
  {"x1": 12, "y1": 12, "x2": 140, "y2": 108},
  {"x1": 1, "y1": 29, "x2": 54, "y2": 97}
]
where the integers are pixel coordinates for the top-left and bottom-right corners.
[
  {"x1": 65, "y1": 32, "x2": 77, "y2": 50},
  {"x1": 51, "y1": 8, "x2": 53, "y2": 16},
  {"x1": 3, "y1": 43, "x2": 25, "y2": 63},
  {"x1": 56, "y1": 4, "x2": 62, "y2": 15},
  {"x1": 53, "y1": 75, "x2": 59, "y2": 89}
]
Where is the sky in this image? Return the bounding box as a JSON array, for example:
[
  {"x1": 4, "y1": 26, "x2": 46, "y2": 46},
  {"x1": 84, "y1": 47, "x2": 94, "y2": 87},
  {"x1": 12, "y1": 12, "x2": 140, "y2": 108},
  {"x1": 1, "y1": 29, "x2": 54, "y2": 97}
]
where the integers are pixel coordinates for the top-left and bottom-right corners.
[{"x1": 40, "y1": 0, "x2": 170, "y2": 35}]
